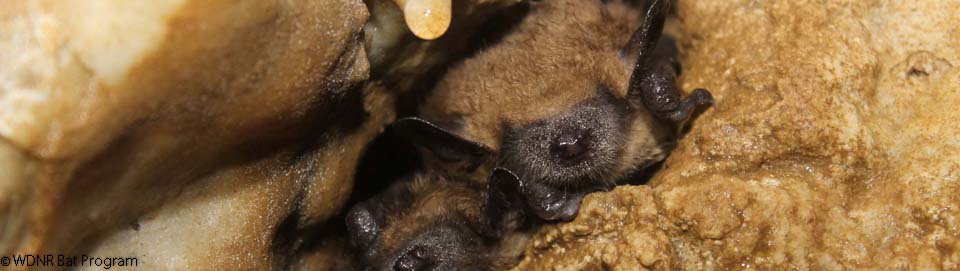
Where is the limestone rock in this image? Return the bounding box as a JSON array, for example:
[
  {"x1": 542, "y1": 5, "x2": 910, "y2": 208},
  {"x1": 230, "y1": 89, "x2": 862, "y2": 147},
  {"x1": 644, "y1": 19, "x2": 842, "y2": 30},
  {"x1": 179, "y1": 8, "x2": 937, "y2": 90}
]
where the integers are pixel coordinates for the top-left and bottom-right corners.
[
  {"x1": 517, "y1": 0, "x2": 960, "y2": 270},
  {"x1": 513, "y1": 187, "x2": 674, "y2": 271},
  {"x1": 0, "y1": 0, "x2": 371, "y2": 265}
]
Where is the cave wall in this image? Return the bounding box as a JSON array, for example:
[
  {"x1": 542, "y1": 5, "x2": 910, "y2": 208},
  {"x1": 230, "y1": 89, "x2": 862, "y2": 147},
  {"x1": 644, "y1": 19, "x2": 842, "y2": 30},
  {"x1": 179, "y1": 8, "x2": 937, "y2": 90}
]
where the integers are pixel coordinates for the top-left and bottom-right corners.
[{"x1": 0, "y1": 0, "x2": 372, "y2": 265}]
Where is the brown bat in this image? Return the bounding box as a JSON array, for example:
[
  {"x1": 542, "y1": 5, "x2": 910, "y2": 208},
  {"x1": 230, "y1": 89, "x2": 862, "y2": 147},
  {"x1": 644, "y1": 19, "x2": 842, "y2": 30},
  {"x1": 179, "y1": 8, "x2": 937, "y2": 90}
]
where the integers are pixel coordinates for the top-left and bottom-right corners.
[
  {"x1": 345, "y1": 169, "x2": 530, "y2": 271},
  {"x1": 394, "y1": 0, "x2": 713, "y2": 221}
]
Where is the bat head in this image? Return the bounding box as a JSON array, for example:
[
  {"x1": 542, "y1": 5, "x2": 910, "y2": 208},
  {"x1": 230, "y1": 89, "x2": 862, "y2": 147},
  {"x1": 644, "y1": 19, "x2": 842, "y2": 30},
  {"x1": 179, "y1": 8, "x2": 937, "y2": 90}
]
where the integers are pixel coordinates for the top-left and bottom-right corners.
[{"x1": 346, "y1": 171, "x2": 528, "y2": 271}]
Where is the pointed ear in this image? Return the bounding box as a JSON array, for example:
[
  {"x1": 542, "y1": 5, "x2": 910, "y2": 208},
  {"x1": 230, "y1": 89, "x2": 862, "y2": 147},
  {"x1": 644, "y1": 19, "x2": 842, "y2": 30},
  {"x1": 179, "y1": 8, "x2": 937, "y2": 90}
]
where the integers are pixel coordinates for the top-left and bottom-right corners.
[
  {"x1": 620, "y1": 0, "x2": 670, "y2": 62},
  {"x1": 393, "y1": 117, "x2": 493, "y2": 166},
  {"x1": 623, "y1": 0, "x2": 713, "y2": 122},
  {"x1": 479, "y1": 168, "x2": 524, "y2": 237}
]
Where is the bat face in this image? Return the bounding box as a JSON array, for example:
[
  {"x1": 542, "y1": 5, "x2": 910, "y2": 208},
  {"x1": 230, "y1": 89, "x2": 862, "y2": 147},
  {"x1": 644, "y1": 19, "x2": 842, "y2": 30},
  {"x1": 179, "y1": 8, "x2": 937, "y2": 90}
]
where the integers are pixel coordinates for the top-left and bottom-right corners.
[
  {"x1": 395, "y1": 0, "x2": 712, "y2": 221},
  {"x1": 500, "y1": 91, "x2": 630, "y2": 189},
  {"x1": 346, "y1": 171, "x2": 527, "y2": 271}
]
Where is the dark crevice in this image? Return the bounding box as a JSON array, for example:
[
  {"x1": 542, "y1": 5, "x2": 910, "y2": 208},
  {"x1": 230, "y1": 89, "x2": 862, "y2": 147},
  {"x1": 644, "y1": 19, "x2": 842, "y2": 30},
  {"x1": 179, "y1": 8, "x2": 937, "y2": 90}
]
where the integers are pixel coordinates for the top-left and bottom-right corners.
[
  {"x1": 271, "y1": 203, "x2": 304, "y2": 271},
  {"x1": 623, "y1": 160, "x2": 666, "y2": 186}
]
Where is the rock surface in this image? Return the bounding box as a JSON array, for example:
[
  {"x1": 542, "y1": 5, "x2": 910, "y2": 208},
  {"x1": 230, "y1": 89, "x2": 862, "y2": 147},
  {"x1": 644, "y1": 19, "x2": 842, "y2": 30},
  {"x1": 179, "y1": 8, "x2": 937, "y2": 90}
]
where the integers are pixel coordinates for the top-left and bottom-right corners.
[
  {"x1": 0, "y1": 0, "x2": 373, "y2": 267},
  {"x1": 516, "y1": 0, "x2": 960, "y2": 270}
]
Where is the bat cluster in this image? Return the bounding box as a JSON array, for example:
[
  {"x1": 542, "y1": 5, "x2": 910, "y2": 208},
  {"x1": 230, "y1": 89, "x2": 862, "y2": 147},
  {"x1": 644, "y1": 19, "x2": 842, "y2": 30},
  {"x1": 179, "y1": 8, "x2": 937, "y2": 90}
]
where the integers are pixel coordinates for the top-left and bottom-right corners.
[{"x1": 346, "y1": 0, "x2": 713, "y2": 269}]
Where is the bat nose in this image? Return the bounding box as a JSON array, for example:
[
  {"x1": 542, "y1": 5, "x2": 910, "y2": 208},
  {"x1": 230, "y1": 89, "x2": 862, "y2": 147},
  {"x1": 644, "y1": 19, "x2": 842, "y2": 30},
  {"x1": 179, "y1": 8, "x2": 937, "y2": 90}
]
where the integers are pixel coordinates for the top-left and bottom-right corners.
[
  {"x1": 551, "y1": 130, "x2": 591, "y2": 162},
  {"x1": 394, "y1": 246, "x2": 433, "y2": 271}
]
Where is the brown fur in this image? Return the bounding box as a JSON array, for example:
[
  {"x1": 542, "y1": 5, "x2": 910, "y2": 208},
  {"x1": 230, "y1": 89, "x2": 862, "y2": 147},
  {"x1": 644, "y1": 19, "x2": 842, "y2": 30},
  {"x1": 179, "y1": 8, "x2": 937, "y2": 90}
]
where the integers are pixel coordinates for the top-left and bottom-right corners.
[{"x1": 378, "y1": 174, "x2": 482, "y2": 253}]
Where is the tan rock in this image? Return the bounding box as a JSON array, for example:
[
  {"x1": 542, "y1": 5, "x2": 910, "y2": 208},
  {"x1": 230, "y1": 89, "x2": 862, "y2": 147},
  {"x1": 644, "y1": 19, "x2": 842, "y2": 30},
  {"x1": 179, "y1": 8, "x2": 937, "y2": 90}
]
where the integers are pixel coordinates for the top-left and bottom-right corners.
[
  {"x1": 514, "y1": 187, "x2": 674, "y2": 271},
  {"x1": 0, "y1": 0, "x2": 370, "y2": 264},
  {"x1": 518, "y1": 0, "x2": 960, "y2": 270}
]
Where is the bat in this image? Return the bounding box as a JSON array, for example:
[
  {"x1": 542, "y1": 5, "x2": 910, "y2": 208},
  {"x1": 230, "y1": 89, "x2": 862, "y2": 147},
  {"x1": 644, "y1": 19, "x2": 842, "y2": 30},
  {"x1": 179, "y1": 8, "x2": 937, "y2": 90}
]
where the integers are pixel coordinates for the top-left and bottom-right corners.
[{"x1": 394, "y1": 0, "x2": 712, "y2": 221}]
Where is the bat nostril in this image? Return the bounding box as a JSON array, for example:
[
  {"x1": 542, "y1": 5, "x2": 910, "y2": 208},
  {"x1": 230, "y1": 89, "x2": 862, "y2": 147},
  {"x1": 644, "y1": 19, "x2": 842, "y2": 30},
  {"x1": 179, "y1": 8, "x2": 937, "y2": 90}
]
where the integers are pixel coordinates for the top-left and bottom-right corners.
[
  {"x1": 394, "y1": 246, "x2": 434, "y2": 271},
  {"x1": 551, "y1": 131, "x2": 591, "y2": 163},
  {"x1": 556, "y1": 140, "x2": 587, "y2": 159}
]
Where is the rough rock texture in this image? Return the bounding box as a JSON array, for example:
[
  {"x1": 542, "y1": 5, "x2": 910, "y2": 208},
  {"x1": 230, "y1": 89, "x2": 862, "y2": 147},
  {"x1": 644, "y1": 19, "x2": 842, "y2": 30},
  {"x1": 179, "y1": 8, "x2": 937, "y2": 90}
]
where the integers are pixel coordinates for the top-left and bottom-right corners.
[
  {"x1": 517, "y1": 0, "x2": 960, "y2": 270},
  {"x1": 0, "y1": 0, "x2": 373, "y2": 267}
]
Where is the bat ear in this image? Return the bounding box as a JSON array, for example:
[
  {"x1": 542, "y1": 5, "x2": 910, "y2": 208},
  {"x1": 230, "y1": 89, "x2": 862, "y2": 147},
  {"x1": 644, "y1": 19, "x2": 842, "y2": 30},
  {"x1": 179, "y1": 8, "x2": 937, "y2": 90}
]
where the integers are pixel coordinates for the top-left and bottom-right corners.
[
  {"x1": 393, "y1": 117, "x2": 493, "y2": 167},
  {"x1": 620, "y1": 0, "x2": 669, "y2": 62},
  {"x1": 345, "y1": 201, "x2": 384, "y2": 251},
  {"x1": 346, "y1": 179, "x2": 418, "y2": 252},
  {"x1": 479, "y1": 168, "x2": 524, "y2": 237},
  {"x1": 623, "y1": 0, "x2": 713, "y2": 122}
]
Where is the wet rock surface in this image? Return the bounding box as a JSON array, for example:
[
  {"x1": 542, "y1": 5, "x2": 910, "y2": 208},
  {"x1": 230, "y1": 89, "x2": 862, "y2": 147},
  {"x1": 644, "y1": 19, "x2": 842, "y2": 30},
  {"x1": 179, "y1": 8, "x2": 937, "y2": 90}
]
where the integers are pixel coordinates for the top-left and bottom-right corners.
[{"x1": 516, "y1": 0, "x2": 960, "y2": 270}]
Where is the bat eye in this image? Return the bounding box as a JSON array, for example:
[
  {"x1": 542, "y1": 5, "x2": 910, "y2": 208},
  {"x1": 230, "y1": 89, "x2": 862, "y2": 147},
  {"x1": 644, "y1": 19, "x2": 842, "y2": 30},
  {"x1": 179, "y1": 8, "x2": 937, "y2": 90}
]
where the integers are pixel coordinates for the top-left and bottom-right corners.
[
  {"x1": 551, "y1": 130, "x2": 591, "y2": 163},
  {"x1": 394, "y1": 245, "x2": 435, "y2": 271}
]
